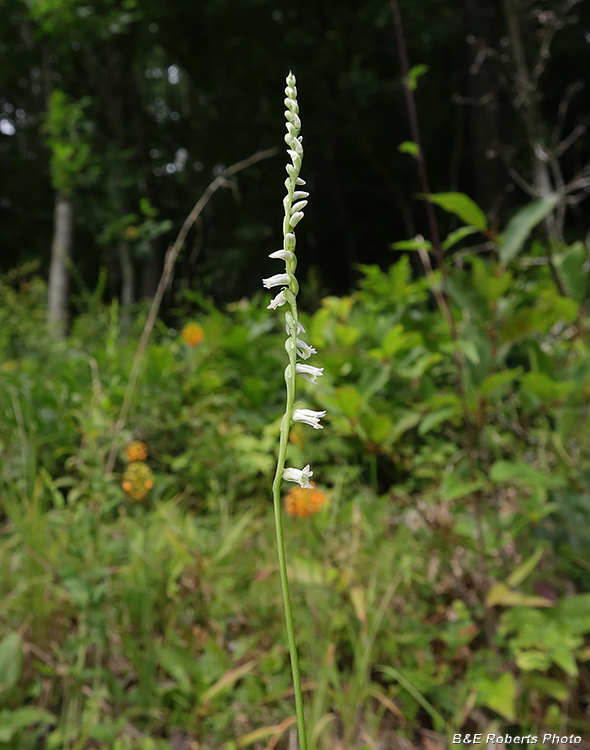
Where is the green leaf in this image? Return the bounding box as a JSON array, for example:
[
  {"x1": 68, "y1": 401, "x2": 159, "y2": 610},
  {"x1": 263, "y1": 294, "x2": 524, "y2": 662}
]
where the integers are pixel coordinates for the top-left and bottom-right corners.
[
  {"x1": 391, "y1": 238, "x2": 432, "y2": 252},
  {"x1": 552, "y1": 645, "x2": 578, "y2": 677},
  {"x1": 382, "y1": 324, "x2": 406, "y2": 356},
  {"x1": 440, "y1": 472, "x2": 483, "y2": 501},
  {"x1": 507, "y1": 546, "x2": 545, "y2": 588},
  {"x1": 0, "y1": 632, "x2": 22, "y2": 694},
  {"x1": 456, "y1": 338, "x2": 480, "y2": 365},
  {"x1": 390, "y1": 410, "x2": 422, "y2": 442},
  {"x1": 334, "y1": 324, "x2": 361, "y2": 347},
  {"x1": 472, "y1": 259, "x2": 512, "y2": 302},
  {"x1": 485, "y1": 583, "x2": 554, "y2": 608},
  {"x1": 490, "y1": 460, "x2": 565, "y2": 489},
  {"x1": 478, "y1": 368, "x2": 522, "y2": 398},
  {"x1": 405, "y1": 64, "x2": 429, "y2": 91},
  {"x1": 525, "y1": 676, "x2": 568, "y2": 700},
  {"x1": 520, "y1": 372, "x2": 574, "y2": 401},
  {"x1": 398, "y1": 141, "x2": 420, "y2": 157},
  {"x1": 442, "y1": 225, "x2": 480, "y2": 251},
  {"x1": 476, "y1": 672, "x2": 516, "y2": 721},
  {"x1": 362, "y1": 413, "x2": 393, "y2": 443},
  {"x1": 516, "y1": 651, "x2": 552, "y2": 672},
  {"x1": 423, "y1": 192, "x2": 487, "y2": 231},
  {"x1": 0, "y1": 707, "x2": 56, "y2": 742},
  {"x1": 418, "y1": 406, "x2": 460, "y2": 435},
  {"x1": 499, "y1": 194, "x2": 561, "y2": 264},
  {"x1": 555, "y1": 241, "x2": 588, "y2": 303},
  {"x1": 334, "y1": 386, "x2": 362, "y2": 419}
]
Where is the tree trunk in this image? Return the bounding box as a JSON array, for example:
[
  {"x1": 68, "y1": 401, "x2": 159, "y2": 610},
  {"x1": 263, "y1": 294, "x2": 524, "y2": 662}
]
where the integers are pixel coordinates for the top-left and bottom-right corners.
[
  {"x1": 47, "y1": 191, "x2": 73, "y2": 338},
  {"x1": 119, "y1": 240, "x2": 135, "y2": 309}
]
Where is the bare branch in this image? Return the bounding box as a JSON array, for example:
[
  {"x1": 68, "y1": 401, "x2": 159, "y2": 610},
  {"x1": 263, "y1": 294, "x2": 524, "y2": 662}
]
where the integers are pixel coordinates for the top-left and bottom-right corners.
[{"x1": 104, "y1": 147, "x2": 279, "y2": 474}]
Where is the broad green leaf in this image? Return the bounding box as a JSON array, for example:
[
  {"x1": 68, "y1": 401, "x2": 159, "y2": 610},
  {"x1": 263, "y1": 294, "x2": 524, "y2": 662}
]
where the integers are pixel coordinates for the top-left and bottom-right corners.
[
  {"x1": 478, "y1": 368, "x2": 522, "y2": 398},
  {"x1": 423, "y1": 192, "x2": 487, "y2": 231},
  {"x1": 490, "y1": 460, "x2": 565, "y2": 489},
  {"x1": 516, "y1": 651, "x2": 551, "y2": 671},
  {"x1": 334, "y1": 386, "x2": 362, "y2": 419},
  {"x1": 555, "y1": 241, "x2": 588, "y2": 302},
  {"x1": 499, "y1": 194, "x2": 560, "y2": 264},
  {"x1": 472, "y1": 259, "x2": 512, "y2": 302},
  {"x1": 362, "y1": 413, "x2": 393, "y2": 443},
  {"x1": 476, "y1": 672, "x2": 516, "y2": 721},
  {"x1": 507, "y1": 546, "x2": 545, "y2": 588},
  {"x1": 456, "y1": 338, "x2": 480, "y2": 365},
  {"x1": 552, "y1": 645, "x2": 578, "y2": 677},
  {"x1": 525, "y1": 676, "x2": 568, "y2": 700},
  {"x1": 442, "y1": 225, "x2": 480, "y2": 251},
  {"x1": 390, "y1": 410, "x2": 422, "y2": 442},
  {"x1": 334, "y1": 324, "x2": 360, "y2": 347},
  {"x1": 0, "y1": 632, "x2": 22, "y2": 694},
  {"x1": 520, "y1": 372, "x2": 574, "y2": 401},
  {"x1": 398, "y1": 141, "x2": 420, "y2": 157},
  {"x1": 0, "y1": 707, "x2": 56, "y2": 742},
  {"x1": 485, "y1": 583, "x2": 554, "y2": 608},
  {"x1": 440, "y1": 473, "x2": 483, "y2": 502},
  {"x1": 418, "y1": 406, "x2": 460, "y2": 435},
  {"x1": 382, "y1": 324, "x2": 407, "y2": 356}
]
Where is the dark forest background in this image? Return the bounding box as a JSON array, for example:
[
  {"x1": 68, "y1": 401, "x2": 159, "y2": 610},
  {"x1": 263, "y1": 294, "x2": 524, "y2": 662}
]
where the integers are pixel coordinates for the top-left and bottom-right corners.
[{"x1": 1, "y1": 0, "x2": 589, "y2": 313}]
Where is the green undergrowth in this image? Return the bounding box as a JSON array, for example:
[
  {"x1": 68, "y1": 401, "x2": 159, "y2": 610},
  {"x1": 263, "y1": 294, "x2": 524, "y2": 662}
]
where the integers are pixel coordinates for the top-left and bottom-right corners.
[{"x1": 1, "y1": 220, "x2": 590, "y2": 748}]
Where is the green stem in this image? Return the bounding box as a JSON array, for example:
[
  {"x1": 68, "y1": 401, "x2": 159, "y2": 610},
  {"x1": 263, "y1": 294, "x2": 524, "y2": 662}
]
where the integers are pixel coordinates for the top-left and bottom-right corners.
[{"x1": 271, "y1": 356, "x2": 308, "y2": 749}]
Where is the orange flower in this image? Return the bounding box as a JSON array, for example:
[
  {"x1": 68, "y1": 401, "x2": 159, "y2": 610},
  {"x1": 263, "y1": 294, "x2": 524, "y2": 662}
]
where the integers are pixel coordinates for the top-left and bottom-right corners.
[
  {"x1": 122, "y1": 461, "x2": 154, "y2": 502},
  {"x1": 182, "y1": 322, "x2": 205, "y2": 346},
  {"x1": 285, "y1": 482, "x2": 327, "y2": 518},
  {"x1": 125, "y1": 441, "x2": 147, "y2": 462}
]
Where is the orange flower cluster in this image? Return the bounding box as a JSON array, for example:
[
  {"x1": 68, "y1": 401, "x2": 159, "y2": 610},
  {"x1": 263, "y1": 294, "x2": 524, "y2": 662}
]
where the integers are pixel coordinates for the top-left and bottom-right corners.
[
  {"x1": 182, "y1": 322, "x2": 205, "y2": 346},
  {"x1": 122, "y1": 461, "x2": 154, "y2": 502},
  {"x1": 285, "y1": 482, "x2": 327, "y2": 518},
  {"x1": 125, "y1": 441, "x2": 147, "y2": 462}
]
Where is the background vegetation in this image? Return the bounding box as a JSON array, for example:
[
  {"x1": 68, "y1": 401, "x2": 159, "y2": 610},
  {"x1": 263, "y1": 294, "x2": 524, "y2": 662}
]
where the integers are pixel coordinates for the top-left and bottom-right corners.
[{"x1": 1, "y1": 0, "x2": 590, "y2": 748}]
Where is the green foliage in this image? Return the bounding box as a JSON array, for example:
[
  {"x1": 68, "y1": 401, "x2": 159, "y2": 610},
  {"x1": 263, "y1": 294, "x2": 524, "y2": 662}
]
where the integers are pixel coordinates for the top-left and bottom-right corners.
[
  {"x1": 2, "y1": 190, "x2": 590, "y2": 745},
  {"x1": 43, "y1": 90, "x2": 98, "y2": 195}
]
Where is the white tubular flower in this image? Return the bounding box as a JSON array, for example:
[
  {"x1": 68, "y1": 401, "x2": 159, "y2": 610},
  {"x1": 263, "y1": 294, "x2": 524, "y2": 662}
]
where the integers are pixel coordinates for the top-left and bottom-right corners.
[
  {"x1": 283, "y1": 464, "x2": 313, "y2": 488},
  {"x1": 286, "y1": 320, "x2": 305, "y2": 336},
  {"x1": 296, "y1": 337, "x2": 317, "y2": 359},
  {"x1": 292, "y1": 191, "x2": 309, "y2": 200},
  {"x1": 296, "y1": 363, "x2": 324, "y2": 384},
  {"x1": 269, "y1": 249, "x2": 294, "y2": 262},
  {"x1": 293, "y1": 409, "x2": 326, "y2": 429},
  {"x1": 290, "y1": 212, "x2": 304, "y2": 227},
  {"x1": 263, "y1": 273, "x2": 290, "y2": 289},
  {"x1": 267, "y1": 291, "x2": 288, "y2": 310},
  {"x1": 291, "y1": 200, "x2": 308, "y2": 213}
]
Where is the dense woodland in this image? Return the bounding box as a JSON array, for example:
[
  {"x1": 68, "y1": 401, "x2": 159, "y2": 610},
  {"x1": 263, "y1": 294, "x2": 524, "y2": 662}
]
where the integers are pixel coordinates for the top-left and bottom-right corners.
[
  {"x1": 1, "y1": 0, "x2": 589, "y2": 307},
  {"x1": 1, "y1": 1, "x2": 590, "y2": 749}
]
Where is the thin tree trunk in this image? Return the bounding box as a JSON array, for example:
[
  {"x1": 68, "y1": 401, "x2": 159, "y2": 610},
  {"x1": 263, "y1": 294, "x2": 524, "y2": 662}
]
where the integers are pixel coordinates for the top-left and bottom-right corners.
[
  {"x1": 47, "y1": 191, "x2": 73, "y2": 338},
  {"x1": 119, "y1": 241, "x2": 135, "y2": 308}
]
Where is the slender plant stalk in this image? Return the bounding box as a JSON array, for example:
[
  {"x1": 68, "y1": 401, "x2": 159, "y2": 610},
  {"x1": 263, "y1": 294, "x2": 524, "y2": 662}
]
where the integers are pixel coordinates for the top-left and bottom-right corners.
[
  {"x1": 264, "y1": 72, "x2": 327, "y2": 750},
  {"x1": 389, "y1": 0, "x2": 495, "y2": 644}
]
